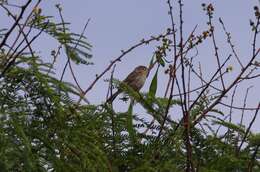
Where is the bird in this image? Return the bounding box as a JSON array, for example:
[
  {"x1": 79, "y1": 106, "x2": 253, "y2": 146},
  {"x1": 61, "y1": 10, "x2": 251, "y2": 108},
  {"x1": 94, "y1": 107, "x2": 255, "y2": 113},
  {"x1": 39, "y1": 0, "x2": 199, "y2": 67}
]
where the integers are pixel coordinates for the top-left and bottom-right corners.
[{"x1": 107, "y1": 65, "x2": 148, "y2": 103}]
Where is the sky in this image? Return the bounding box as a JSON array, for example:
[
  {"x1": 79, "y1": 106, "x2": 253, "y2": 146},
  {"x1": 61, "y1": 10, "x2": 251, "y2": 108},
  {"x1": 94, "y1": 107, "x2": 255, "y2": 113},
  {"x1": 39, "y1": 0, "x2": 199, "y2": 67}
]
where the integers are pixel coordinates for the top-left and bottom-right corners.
[
  {"x1": 1, "y1": 0, "x2": 260, "y2": 131},
  {"x1": 39, "y1": 0, "x2": 258, "y2": 96}
]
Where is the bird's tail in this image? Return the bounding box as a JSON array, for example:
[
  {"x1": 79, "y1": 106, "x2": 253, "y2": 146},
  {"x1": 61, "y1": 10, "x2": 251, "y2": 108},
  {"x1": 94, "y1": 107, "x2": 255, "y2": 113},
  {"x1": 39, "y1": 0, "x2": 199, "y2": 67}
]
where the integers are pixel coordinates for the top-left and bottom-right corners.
[{"x1": 106, "y1": 90, "x2": 121, "y2": 103}]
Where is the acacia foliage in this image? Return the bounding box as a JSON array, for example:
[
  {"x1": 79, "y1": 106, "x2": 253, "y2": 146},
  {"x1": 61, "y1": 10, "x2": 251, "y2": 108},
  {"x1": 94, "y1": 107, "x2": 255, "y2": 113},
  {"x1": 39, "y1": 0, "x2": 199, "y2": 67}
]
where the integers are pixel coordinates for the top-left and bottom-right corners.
[{"x1": 0, "y1": 1, "x2": 260, "y2": 172}]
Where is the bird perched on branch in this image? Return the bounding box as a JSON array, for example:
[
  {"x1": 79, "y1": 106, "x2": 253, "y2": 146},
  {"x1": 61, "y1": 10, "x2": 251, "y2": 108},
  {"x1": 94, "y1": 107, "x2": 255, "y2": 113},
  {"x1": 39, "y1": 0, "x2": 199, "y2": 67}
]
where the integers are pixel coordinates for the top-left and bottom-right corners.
[{"x1": 107, "y1": 65, "x2": 148, "y2": 103}]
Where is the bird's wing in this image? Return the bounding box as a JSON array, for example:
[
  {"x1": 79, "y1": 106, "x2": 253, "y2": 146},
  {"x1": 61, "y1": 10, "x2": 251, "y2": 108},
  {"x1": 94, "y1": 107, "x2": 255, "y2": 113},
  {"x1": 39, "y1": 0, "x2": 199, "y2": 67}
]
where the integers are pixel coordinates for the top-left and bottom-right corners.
[{"x1": 123, "y1": 70, "x2": 137, "y2": 84}]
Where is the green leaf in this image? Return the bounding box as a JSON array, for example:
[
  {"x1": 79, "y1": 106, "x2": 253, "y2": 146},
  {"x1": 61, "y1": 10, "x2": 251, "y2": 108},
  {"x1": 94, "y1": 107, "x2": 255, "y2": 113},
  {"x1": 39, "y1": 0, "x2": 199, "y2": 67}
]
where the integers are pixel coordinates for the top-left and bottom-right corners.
[
  {"x1": 65, "y1": 45, "x2": 92, "y2": 65},
  {"x1": 126, "y1": 101, "x2": 137, "y2": 145},
  {"x1": 148, "y1": 67, "x2": 159, "y2": 98},
  {"x1": 156, "y1": 53, "x2": 165, "y2": 67},
  {"x1": 156, "y1": 97, "x2": 182, "y2": 107},
  {"x1": 212, "y1": 120, "x2": 245, "y2": 134},
  {"x1": 249, "y1": 133, "x2": 260, "y2": 146}
]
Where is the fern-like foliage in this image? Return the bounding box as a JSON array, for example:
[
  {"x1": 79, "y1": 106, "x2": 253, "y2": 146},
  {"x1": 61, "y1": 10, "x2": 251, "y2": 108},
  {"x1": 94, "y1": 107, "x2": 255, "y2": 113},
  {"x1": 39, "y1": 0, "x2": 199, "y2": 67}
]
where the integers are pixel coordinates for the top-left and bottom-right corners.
[{"x1": 0, "y1": 1, "x2": 259, "y2": 172}]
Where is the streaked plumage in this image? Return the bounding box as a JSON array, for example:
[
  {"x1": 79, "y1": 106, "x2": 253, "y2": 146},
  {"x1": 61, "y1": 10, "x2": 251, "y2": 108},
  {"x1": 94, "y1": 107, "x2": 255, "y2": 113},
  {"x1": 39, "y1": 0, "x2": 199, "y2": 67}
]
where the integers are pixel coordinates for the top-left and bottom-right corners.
[{"x1": 107, "y1": 66, "x2": 148, "y2": 102}]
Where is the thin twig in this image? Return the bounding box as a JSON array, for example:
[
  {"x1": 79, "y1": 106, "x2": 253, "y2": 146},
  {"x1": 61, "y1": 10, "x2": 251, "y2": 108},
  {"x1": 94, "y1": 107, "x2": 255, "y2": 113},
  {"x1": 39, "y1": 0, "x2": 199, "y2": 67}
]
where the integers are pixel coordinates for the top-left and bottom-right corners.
[
  {"x1": 0, "y1": 0, "x2": 32, "y2": 49},
  {"x1": 238, "y1": 103, "x2": 260, "y2": 152}
]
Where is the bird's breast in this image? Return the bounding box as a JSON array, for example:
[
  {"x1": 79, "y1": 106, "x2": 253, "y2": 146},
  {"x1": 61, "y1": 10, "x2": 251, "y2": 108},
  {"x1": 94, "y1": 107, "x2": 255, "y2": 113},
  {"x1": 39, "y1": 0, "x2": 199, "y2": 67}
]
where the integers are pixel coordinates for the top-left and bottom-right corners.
[{"x1": 135, "y1": 74, "x2": 146, "y2": 89}]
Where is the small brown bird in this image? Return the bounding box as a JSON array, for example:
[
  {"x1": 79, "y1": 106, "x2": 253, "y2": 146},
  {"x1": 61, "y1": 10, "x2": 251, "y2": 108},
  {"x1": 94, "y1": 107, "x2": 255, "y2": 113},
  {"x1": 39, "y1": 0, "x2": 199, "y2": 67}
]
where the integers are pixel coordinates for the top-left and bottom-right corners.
[{"x1": 107, "y1": 65, "x2": 148, "y2": 103}]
